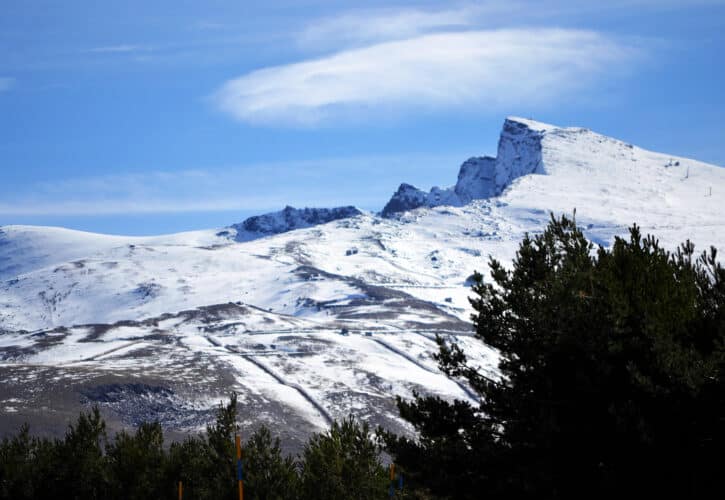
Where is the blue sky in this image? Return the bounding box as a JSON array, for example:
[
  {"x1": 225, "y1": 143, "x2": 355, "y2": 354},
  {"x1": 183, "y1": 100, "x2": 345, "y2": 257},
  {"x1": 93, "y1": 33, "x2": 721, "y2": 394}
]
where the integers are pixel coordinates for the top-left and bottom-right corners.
[{"x1": 1, "y1": 0, "x2": 723, "y2": 235}]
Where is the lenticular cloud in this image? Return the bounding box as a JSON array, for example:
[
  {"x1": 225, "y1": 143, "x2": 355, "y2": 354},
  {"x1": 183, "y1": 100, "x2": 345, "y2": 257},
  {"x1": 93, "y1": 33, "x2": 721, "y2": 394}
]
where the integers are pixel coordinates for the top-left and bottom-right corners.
[{"x1": 213, "y1": 29, "x2": 636, "y2": 125}]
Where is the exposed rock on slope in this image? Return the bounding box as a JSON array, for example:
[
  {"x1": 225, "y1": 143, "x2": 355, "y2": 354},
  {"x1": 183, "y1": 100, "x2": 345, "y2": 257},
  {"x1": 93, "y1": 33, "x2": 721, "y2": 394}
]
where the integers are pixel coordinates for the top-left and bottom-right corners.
[
  {"x1": 381, "y1": 117, "x2": 552, "y2": 217},
  {"x1": 381, "y1": 184, "x2": 429, "y2": 217},
  {"x1": 231, "y1": 205, "x2": 363, "y2": 241},
  {"x1": 454, "y1": 156, "x2": 497, "y2": 202}
]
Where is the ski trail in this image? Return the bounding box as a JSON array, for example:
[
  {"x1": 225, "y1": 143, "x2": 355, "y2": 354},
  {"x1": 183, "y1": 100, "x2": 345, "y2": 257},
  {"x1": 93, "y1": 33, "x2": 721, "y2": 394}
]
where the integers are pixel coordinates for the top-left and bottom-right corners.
[
  {"x1": 367, "y1": 335, "x2": 480, "y2": 402},
  {"x1": 81, "y1": 340, "x2": 145, "y2": 361},
  {"x1": 204, "y1": 335, "x2": 333, "y2": 426},
  {"x1": 237, "y1": 351, "x2": 333, "y2": 426}
]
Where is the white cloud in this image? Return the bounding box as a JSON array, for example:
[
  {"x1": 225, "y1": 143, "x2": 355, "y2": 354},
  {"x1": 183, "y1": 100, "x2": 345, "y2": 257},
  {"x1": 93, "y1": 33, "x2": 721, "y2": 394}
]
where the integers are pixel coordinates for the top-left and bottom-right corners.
[
  {"x1": 295, "y1": 1, "x2": 716, "y2": 51},
  {"x1": 0, "y1": 77, "x2": 15, "y2": 92},
  {"x1": 296, "y1": 5, "x2": 488, "y2": 50},
  {"x1": 213, "y1": 29, "x2": 637, "y2": 126}
]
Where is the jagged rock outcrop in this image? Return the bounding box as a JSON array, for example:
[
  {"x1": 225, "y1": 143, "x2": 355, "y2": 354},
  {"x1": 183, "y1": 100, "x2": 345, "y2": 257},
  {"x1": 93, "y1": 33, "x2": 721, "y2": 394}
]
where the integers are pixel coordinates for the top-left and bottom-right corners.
[
  {"x1": 231, "y1": 205, "x2": 362, "y2": 241},
  {"x1": 381, "y1": 184, "x2": 428, "y2": 217},
  {"x1": 381, "y1": 182, "x2": 466, "y2": 218},
  {"x1": 454, "y1": 156, "x2": 497, "y2": 202},
  {"x1": 381, "y1": 117, "x2": 551, "y2": 217}
]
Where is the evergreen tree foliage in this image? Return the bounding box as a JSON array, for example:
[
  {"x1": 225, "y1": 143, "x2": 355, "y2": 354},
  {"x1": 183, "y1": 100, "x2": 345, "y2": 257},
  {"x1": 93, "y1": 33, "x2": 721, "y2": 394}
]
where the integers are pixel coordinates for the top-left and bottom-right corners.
[
  {"x1": 385, "y1": 214, "x2": 725, "y2": 498},
  {"x1": 166, "y1": 393, "x2": 239, "y2": 500},
  {"x1": 106, "y1": 422, "x2": 167, "y2": 500},
  {"x1": 204, "y1": 393, "x2": 239, "y2": 499},
  {"x1": 243, "y1": 426, "x2": 299, "y2": 500},
  {"x1": 300, "y1": 417, "x2": 388, "y2": 500},
  {"x1": 0, "y1": 407, "x2": 111, "y2": 499},
  {"x1": 167, "y1": 435, "x2": 213, "y2": 499},
  {"x1": 53, "y1": 406, "x2": 110, "y2": 499},
  {"x1": 0, "y1": 424, "x2": 39, "y2": 499},
  {"x1": 0, "y1": 396, "x2": 388, "y2": 500}
]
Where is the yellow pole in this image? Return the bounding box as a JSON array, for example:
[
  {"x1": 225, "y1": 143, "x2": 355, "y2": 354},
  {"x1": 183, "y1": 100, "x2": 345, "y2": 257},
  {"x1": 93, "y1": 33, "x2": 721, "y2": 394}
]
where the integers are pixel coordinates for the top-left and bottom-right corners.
[
  {"x1": 236, "y1": 434, "x2": 243, "y2": 500},
  {"x1": 177, "y1": 481, "x2": 182, "y2": 500},
  {"x1": 390, "y1": 463, "x2": 395, "y2": 481}
]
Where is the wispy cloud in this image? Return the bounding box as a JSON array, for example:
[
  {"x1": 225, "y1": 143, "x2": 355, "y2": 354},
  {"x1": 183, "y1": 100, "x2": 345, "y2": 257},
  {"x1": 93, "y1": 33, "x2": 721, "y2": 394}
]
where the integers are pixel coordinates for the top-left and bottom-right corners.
[
  {"x1": 86, "y1": 44, "x2": 149, "y2": 54},
  {"x1": 211, "y1": 0, "x2": 725, "y2": 126},
  {"x1": 0, "y1": 77, "x2": 15, "y2": 92},
  {"x1": 292, "y1": 1, "x2": 720, "y2": 53},
  {"x1": 296, "y1": 5, "x2": 488, "y2": 50},
  {"x1": 0, "y1": 153, "x2": 463, "y2": 216},
  {"x1": 0, "y1": 198, "x2": 287, "y2": 217},
  {"x1": 213, "y1": 28, "x2": 637, "y2": 126}
]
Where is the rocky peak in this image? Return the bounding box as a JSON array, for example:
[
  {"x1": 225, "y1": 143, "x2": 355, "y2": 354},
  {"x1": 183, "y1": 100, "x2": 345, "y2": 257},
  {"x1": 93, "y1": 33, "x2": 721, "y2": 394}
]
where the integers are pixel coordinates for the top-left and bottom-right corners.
[
  {"x1": 381, "y1": 183, "x2": 429, "y2": 218},
  {"x1": 232, "y1": 205, "x2": 363, "y2": 241},
  {"x1": 381, "y1": 117, "x2": 553, "y2": 218}
]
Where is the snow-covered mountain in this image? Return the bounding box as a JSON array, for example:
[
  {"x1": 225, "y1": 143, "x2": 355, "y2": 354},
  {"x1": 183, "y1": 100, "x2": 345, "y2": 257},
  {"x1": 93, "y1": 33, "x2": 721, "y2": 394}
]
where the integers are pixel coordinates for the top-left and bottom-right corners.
[
  {"x1": 1, "y1": 117, "x2": 723, "y2": 445},
  {"x1": 382, "y1": 117, "x2": 723, "y2": 220}
]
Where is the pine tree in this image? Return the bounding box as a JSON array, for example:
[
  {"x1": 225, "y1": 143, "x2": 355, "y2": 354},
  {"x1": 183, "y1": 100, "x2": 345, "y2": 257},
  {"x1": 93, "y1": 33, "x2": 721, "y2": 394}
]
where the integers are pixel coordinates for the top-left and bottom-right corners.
[
  {"x1": 0, "y1": 424, "x2": 35, "y2": 499},
  {"x1": 167, "y1": 435, "x2": 214, "y2": 499},
  {"x1": 205, "y1": 393, "x2": 239, "y2": 499},
  {"x1": 106, "y1": 422, "x2": 166, "y2": 500},
  {"x1": 167, "y1": 393, "x2": 240, "y2": 500},
  {"x1": 300, "y1": 417, "x2": 387, "y2": 500},
  {"x1": 243, "y1": 426, "x2": 299, "y2": 500},
  {"x1": 385, "y1": 215, "x2": 725, "y2": 498},
  {"x1": 51, "y1": 406, "x2": 110, "y2": 499}
]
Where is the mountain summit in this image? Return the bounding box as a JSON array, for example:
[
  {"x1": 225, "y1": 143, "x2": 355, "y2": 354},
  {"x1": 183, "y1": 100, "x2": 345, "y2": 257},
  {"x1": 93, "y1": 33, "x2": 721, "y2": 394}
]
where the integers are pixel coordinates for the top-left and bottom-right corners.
[
  {"x1": 383, "y1": 115, "x2": 725, "y2": 222},
  {"x1": 382, "y1": 117, "x2": 552, "y2": 216}
]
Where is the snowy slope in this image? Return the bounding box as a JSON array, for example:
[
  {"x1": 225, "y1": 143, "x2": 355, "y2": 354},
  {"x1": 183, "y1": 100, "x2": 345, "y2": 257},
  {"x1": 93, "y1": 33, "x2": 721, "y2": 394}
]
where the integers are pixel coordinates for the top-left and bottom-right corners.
[
  {"x1": 0, "y1": 225, "x2": 228, "y2": 281},
  {"x1": 1, "y1": 116, "x2": 723, "y2": 442},
  {"x1": 499, "y1": 117, "x2": 724, "y2": 238}
]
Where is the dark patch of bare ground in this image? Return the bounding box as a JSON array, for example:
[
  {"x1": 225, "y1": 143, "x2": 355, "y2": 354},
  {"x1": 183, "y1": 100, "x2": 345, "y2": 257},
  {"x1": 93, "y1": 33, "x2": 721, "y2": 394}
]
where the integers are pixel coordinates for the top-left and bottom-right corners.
[
  {"x1": 0, "y1": 364, "x2": 214, "y2": 441},
  {"x1": 295, "y1": 265, "x2": 470, "y2": 332},
  {"x1": 0, "y1": 329, "x2": 73, "y2": 361},
  {"x1": 0, "y1": 360, "x2": 331, "y2": 453},
  {"x1": 76, "y1": 302, "x2": 254, "y2": 342}
]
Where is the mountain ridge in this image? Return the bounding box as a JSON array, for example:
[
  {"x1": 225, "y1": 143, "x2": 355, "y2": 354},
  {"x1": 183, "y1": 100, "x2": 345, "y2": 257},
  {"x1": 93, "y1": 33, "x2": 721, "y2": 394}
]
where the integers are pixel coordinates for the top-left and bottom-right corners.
[
  {"x1": 381, "y1": 116, "x2": 551, "y2": 216},
  {"x1": 1, "y1": 116, "x2": 723, "y2": 444}
]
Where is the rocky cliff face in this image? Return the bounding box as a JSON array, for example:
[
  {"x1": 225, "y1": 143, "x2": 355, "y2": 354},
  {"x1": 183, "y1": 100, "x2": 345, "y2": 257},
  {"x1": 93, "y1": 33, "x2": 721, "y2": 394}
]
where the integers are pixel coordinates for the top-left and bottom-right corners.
[
  {"x1": 232, "y1": 205, "x2": 362, "y2": 240},
  {"x1": 494, "y1": 117, "x2": 547, "y2": 192},
  {"x1": 381, "y1": 117, "x2": 550, "y2": 217},
  {"x1": 454, "y1": 156, "x2": 497, "y2": 202}
]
